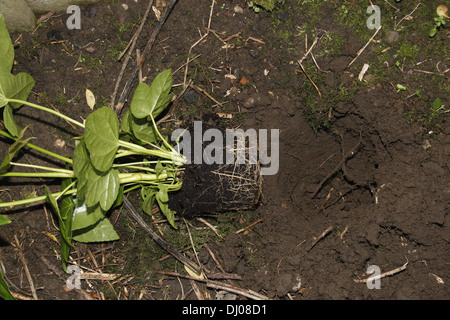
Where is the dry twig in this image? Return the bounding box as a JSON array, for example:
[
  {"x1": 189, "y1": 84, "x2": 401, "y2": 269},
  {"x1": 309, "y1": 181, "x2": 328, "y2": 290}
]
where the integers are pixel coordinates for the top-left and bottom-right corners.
[
  {"x1": 114, "y1": 0, "x2": 178, "y2": 115},
  {"x1": 110, "y1": 0, "x2": 154, "y2": 109},
  {"x1": 347, "y1": 26, "x2": 382, "y2": 68},
  {"x1": 311, "y1": 133, "x2": 363, "y2": 198},
  {"x1": 14, "y1": 235, "x2": 38, "y2": 300},
  {"x1": 354, "y1": 262, "x2": 408, "y2": 283},
  {"x1": 307, "y1": 226, "x2": 333, "y2": 252},
  {"x1": 156, "y1": 271, "x2": 269, "y2": 300}
]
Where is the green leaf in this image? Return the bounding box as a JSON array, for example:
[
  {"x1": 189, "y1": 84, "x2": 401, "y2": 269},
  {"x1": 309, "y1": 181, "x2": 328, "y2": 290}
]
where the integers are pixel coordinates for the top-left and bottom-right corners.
[
  {"x1": 84, "y1": 106, "x2": 119, "y2": 172},
  {"x1": 45, "y1": 189, "x2": 73, "y2": 252},
  {"x1": 120, "y1": 109, "x2": 132, "y2": 135},
  {"x1": 122, "y1": 109, "x2": 158, "y2": 145},
  {"x1": 155, "y1": 160, "x2": 163, "y2": 178},
  {"x1": 72, "y1": 202, "x2": 119, "y2": 243},
  {"x1": 85, "y1": 168, "x2": 120, "y2": 211},
  {"x1": 73, "y1": 139, "x2": 120, "y2": 211},
  {"x1": 433, "y1": 98, "x2": 442, "y2": 111},
  {"x1": 0, "y1": 125, "x2": 33, "y2": 171},
  {"x1": 59, "y1": 179, "x2": 75, "y2": 272},
  {"x1": 130, "y1": 69, "x2": 173, "y2": 119},
  {"x1": 112, "y1": 185, "x2": 124, "y2": 209},
  {"x1": 0, "y1": 14, "x2": 14, "y2": 75},
  {"x1": 0, "y1": 72, "x2": 35, "y2": 109},
  {"x1": 156, "y1": 184, "x2": 176, "y2": 228},
  {"x1": 0, "y1": 84, "x2": 8, "y2": 108},
  {"x1": 0, "y1": 214, "x2": 11, "y2": 226},
  {"x1": 130, "y1": 114, "x2": 158, "y2": 145},
  {"x1": 3, "y1": 104, "x2": 21, "y2": 137},
  {"x1": 141, "y1": 187, "x2": 157, "y2": 215},
  {"x1": 429, "y1": 28, "x2": 437, "y2": 37},
  {"x1": 0, "y1": 269, "x2": 15, "y2": 300},
  {"x1": 73, "y1": 139, "x2": 91, "y2": 200}
]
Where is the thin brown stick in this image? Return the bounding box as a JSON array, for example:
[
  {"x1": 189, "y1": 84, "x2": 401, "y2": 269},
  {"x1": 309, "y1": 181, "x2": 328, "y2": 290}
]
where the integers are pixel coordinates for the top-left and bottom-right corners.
[
  {"x1": 114, "y1": 0, "x2": 178, "y2": 115},
  {"x1": 14, "y1": 235, "x2": 38, "y2": 300},
  {"x1": 235, "y1": 218, "x2": 263, "y2": 234},
  {"x1": 197, "y1": 218, "x2": 224, "y2": 239},
  {"x1": 110, "y1": 0, "x2": 154, "y2": 108},
  {"x1": 311, "y1": 133, "x2": 362, "y2": 198},
  {"x1": 123, "y1": 197, "x2": 201, "y2": 275},
  {"x1": 189, "y1": 83, "x2": 223, "y2": 107},
  {"x1": 156, "y1": 270, "x2": 269, "y2": 300},
  {"x1": 354, "y1": 262, "x2": 408, "y2": 283},
  {"x1": 347, "y1": 26, "x2": 382, "y2": 68},
  {"x1": 394, "y1": 3, "x2": 421, "y2": 31},
  {"x1": 297, "y1": 62, "x2": 322, "y2": 98},
  {"x1": 183, "y1": 0, "x2": 215, "y2": 88},
  {"x1": 307, "y1": 226, "x2": 333, "y2": 252}
]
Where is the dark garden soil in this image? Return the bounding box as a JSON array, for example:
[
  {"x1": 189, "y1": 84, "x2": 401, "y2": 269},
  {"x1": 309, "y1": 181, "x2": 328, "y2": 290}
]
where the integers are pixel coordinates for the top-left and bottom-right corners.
[{"x1": 0, "y1": 0, "x2": 449, "y2": 300}]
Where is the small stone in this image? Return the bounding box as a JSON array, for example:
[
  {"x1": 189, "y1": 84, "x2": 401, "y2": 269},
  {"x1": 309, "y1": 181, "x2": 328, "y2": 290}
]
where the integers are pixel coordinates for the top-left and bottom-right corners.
[
  {"x1": 54, "y1": 139, "x2": 66, "y2": 148},
  {"x1": 85, "y1": 46, "x2": 96, "y2": 53},
  {"x1": 46, "y1": 29, "x2": 62, "y2": 41},
  {"x1": 243, "y1": 97, "x2": 256, "y2": 109},
  {"x1": 183, "y1": 90, "x2": 197, "y2": 105},
  {"x1": 385, "y1": 30, "x2": 399, "y2": 43},
  {"x1": 277, "y1": 11, "x2": 289, "y2": 23},
  {"x1": 248, "y1": 48, "x2": 260, "y2": 59},
  {"x1": 234, "y1": 5, "x2": 244, "y2": 14}
]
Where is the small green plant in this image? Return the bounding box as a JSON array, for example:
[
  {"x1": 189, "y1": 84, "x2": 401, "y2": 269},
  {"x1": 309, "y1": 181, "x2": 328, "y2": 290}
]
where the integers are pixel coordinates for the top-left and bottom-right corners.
[
  {"x1": 0, "y1": 15, "x2": 185, "y2": 299},
  {"x1": 427, "y1": 98, "x2": 446, "y2": 124},
  {"x1": 429, "y1": 5, "x2": 449, "y2": 37},
  {"x1": 429, "y1": 15, "x2": 446, "y2": 37},
  {"x1": 248, "y1": 0, "x2": 282, "y2": 12},
  {"x1": 404, "y1": 98, "x2": 446, "y2": 134}
]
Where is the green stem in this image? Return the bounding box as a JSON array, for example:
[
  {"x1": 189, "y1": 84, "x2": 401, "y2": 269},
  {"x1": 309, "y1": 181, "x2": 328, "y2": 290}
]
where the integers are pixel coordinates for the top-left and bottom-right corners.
[
  {"x1": 0, "y1": 130, "x2": 73, "y2": 164},
  {"x1": 0, "y1": 172, "x2": 74, "y2": 178},
  {"x1": 7, "y1": 98, "x2": 85, "y2": 129},
  {"x1": 10, "y1": 162, "x2": 73, "y2": 174},
  {"x1": 149, "y1": 115, "x2": 174, "y2": 152},
  {"x1": 118, "y1": 140, "x2": 186, "y2": 164},
  {"x1": 0, "y1": 188, "x2": 78, "y2": 208}
]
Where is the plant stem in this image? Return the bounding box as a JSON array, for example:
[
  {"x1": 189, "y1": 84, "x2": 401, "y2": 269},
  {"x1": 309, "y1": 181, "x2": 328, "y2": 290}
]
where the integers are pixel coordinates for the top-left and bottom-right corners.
[
  {"x1": 118, "y1": 140, "x2": 186, "y2": 164},
  {"x1": 7, "y1": 98, "x2": 85, "y2": 129},
  {"x1": 9, "y1": 162, "x2": 73, "y2": 174},
  {"x1": 0, "y1": 188, "x2": 78, "y2": 208},
  {"x1": 0, "y1": 172, "x2": 74, "y2": 178},
  {"x1": 0, "y1": 130, "x2": 73, "y2": 164}
]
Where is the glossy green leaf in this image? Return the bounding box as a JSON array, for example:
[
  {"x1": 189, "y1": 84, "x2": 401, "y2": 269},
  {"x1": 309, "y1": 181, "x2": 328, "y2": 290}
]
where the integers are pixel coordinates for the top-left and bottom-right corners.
[
  {"x1": 3, "y1": 104, "x2": 21, "y2": 137},
  {"x1": 0, "y1": 84, "x2": 7, "y2": 108},
  {"x1": 0, "y1": 214, "x2": 11, "y2": 226},
  {"x1": 141, "y1": 187, "x2": 157, "y2": 216},
  {"x1": 0, "y1": 126, "x2": 33, "y2": 171},
  {"x1": 59, "y1": 179, "x2": 75, "y2": 272},
  {"x1": 84, "y1": 106, "x2": 119, "y2": 172},
  {"x1": 73, "y1": 139, "x2": 120, "y2": 211},
  {"x1": 85, "y1": 168, "x2": 120, "y2": 211},
  {"x1": 45, "y1": 188, "x2": 73, "y2": 252},
  {"x1": 73, "y1": 139, "x2": 91, "y2": 200},
  {"x1": 130, "y1": 69, "x2": 173, "y2": 119},
  {"x1": 0, "y1": 14, "x2": 14, "y2": 75},
  {"x1": 0, "y1": 269, "x2": 15, "y2": 300},
  {"x1": 156, "y1": 184, "x2": 176, "y2": 228},
  {"x1": 0, "y1": 72, "x2": 35, "y2": 109},
  {"x1": 130, "y1": 115, "x2": 158, "y2": 145},
  {"x1": 72, "y1": 202, "x2": 119, "y2": 243}
]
